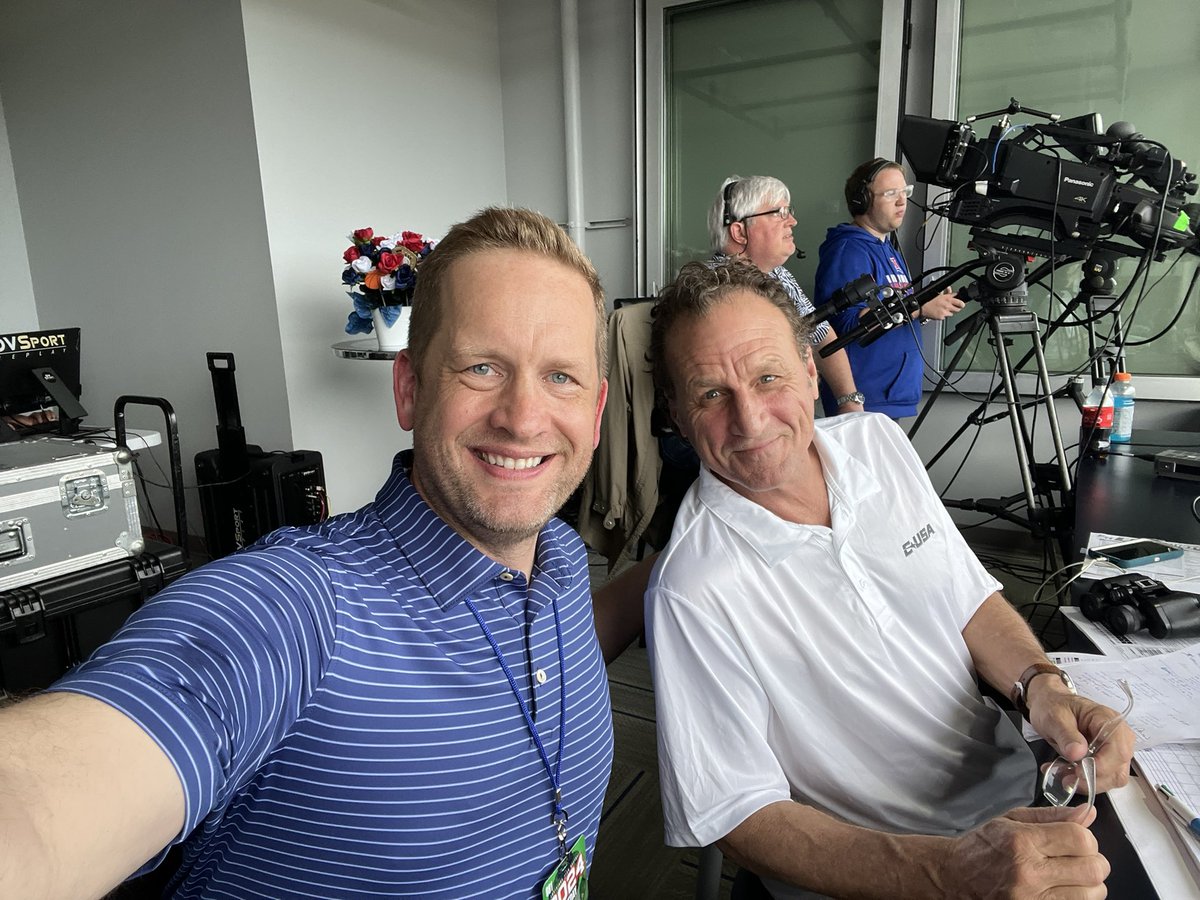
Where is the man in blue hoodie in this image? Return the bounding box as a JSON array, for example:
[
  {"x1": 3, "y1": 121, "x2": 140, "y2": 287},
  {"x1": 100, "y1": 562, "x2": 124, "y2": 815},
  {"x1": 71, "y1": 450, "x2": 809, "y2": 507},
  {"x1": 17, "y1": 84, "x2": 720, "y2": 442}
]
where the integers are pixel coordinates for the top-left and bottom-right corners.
[{"x1": 815, "y1": 158, "x2": 964, "y2": 419}]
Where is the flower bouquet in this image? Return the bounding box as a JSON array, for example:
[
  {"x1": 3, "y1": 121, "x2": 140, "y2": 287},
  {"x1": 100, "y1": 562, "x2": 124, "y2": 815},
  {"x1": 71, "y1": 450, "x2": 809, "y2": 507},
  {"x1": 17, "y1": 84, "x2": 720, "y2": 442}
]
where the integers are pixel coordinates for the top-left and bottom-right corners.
[{"x1": 342, "y1": 227, "x2": 436, "y2": 338}]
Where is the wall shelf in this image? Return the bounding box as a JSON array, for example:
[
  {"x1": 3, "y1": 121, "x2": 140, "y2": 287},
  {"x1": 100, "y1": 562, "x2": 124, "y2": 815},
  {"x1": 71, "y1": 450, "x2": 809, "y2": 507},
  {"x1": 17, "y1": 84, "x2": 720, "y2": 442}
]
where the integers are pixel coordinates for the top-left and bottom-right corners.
[{"x1": 331, "y1": 339, "x2": 396, "y2": 361}]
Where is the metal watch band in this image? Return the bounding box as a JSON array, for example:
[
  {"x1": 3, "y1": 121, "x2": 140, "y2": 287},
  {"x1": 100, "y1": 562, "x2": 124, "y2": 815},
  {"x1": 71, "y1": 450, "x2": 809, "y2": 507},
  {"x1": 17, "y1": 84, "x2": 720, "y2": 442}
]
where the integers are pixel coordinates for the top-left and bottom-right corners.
[
  {"x1": 835, "y1": 390, "x2": 865, "y2": 407},
  {"x1": 1011, "y1": 662, "x2": 1076, "y2": 719}
]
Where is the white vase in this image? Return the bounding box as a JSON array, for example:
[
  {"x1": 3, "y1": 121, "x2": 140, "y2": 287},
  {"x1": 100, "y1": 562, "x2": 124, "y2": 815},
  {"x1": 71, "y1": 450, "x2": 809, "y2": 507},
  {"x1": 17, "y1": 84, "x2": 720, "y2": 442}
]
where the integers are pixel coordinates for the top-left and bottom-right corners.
[{"x1": 372, "y1": 306, "x2": 411, "y2": 352}]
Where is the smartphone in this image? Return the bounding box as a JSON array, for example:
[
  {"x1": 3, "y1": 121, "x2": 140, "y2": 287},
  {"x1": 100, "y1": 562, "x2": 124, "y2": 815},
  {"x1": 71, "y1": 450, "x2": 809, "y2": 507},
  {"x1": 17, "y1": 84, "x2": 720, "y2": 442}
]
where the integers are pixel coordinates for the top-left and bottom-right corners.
[{"x1": 1089, "y1": 539, "x2": 1184, "y2": 568}]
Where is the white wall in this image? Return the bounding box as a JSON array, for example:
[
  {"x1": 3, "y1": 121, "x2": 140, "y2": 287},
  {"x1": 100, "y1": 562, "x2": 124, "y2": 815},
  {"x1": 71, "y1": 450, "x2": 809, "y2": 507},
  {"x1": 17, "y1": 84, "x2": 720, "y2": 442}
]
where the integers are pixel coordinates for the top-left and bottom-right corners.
[
  {"x1": 0, "y1": 0, "x2": 511, "y2": 527},
  {"x1": 0, "y1": 92, "x2": 36, "y2": 333},
  {"x1": 0, "y1": 0, "x2": 285, "y2": 536},
  {"x1": 498, "y1": 0, "x2": 637, "y2": 303},
  {"x1": 240, "y1": 0, "x2": 508, "y2": 513}
]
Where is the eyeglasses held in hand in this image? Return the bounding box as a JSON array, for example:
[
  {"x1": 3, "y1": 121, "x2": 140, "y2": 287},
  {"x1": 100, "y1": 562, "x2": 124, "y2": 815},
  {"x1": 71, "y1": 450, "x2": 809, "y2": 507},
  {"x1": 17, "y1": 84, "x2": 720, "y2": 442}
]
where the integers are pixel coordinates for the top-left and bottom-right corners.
[
  {"x1": 876, "y1": 184, "x2": 915, "y2": 201},
  {"x1": 1041, "y1": 679, "x2": 1134, "y2": 814},
  {"x1": 739, "y1": 206, "x2": 793, "y2": 223}
]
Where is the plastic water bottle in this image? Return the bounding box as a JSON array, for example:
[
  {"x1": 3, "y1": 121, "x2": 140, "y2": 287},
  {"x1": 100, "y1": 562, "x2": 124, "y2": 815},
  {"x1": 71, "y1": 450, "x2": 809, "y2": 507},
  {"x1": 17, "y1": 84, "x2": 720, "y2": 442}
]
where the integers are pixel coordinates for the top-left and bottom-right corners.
[
  {"x1": 1110, "y1": 372, "x2": 1136, "y2": 443},
  {"x1": 1080, "y1": 381, "x2": 1115, "y2": 453}
]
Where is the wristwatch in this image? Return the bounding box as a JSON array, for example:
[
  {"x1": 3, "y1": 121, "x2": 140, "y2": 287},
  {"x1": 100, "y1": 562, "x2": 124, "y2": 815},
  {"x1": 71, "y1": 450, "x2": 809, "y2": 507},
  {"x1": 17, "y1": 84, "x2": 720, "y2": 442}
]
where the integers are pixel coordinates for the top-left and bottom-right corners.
[
  {"x1": 834, "y1": 391, "x2": 866, "y2": 407},
  {"x1": 1010, "y1": 663, "x2": 1076, "y2": 719}
]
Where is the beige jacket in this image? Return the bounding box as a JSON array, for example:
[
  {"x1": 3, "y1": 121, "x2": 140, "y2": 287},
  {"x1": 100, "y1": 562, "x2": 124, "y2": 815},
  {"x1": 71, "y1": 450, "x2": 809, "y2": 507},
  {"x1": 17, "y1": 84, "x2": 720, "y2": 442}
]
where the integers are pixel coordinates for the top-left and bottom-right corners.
[{"x1": 577, "y1": 302, "x2": 661, "y2": 568}]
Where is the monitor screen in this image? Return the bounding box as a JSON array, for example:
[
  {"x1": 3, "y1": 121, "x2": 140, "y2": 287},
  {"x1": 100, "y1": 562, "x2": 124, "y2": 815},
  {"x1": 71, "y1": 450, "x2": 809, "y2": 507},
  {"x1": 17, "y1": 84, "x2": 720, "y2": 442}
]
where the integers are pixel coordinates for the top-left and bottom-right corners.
[{"x1": 0, "y1": 328, "x2": 84, "y2": 437}]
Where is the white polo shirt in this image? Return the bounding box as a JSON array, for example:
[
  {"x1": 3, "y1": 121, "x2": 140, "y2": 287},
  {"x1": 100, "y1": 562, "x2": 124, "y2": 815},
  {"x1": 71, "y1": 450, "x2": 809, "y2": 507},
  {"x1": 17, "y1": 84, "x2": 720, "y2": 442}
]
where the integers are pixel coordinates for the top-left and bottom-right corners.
[{"x1": 647, "y1": 413, "x2": 1035, "y2": 861}]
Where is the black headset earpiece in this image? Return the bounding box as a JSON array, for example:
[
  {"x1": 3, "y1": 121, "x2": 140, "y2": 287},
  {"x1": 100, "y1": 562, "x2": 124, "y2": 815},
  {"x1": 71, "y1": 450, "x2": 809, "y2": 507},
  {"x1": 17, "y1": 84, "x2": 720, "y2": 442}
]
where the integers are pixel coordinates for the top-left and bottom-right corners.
[
  {"x1": 721, "y1": 180, "x2": 738, "y2": 227},
  {"x1": 849, "y1": 158, "x2": 891, "y2": 216}
]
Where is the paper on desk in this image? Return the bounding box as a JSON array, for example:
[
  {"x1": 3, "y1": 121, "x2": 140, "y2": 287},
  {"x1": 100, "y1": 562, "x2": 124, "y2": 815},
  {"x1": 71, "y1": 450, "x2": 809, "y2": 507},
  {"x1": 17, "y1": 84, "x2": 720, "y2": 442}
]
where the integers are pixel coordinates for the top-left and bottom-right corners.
[
  {"x1": 1043, "y1": 646, "x2": 1200, "y2": 748},
  {"x1": 1109, "y1": 774, "x2": 1200, "y2": 897},
  {"x1": 1060, "y1": 606, "x2": 1200, "y2": 658},
  {"x1": 1081, "y1": 531, "x2": 1200, "y2": 590},
  {"x1": 1134, "y1": 746, "x2": 1200, "y2": 885}
]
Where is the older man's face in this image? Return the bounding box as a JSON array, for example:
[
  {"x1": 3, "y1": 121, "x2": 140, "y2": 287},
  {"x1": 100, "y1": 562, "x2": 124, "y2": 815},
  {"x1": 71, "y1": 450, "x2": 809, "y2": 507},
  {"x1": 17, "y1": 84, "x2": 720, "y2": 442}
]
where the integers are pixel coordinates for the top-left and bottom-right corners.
[
  {"x1": 394, "y1": 248, "x2": 607, "y2": 565},
  {"x1": 741, "y1": 199, "x2": 797, "y2": 272},
  {"x1": 666, "y1": 289, "x2": 819, "y2": 509}
]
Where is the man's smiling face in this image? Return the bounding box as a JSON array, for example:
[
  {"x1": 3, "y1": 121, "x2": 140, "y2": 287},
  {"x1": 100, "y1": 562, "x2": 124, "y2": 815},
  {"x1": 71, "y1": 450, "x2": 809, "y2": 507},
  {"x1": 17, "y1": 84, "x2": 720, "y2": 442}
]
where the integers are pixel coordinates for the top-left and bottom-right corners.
[{"x1": 394, "y1": 248, "x2": 607, "y2": 564}]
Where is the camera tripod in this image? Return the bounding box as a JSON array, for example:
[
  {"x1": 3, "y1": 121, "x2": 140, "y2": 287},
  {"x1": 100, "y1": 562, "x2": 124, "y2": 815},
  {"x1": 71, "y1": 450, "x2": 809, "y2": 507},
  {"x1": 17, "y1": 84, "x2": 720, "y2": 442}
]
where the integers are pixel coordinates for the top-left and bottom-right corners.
[{"x1": 906, "y1": 249, "x2": 1074, "y2": 543}]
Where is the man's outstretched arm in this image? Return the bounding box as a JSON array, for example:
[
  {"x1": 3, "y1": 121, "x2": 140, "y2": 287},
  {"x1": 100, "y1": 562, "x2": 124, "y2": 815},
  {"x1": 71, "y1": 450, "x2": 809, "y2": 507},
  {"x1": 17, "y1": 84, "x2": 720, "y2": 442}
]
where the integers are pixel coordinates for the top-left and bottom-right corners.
[{"x1": 0, "y1": 691, "x2": 184, "y2": 900}]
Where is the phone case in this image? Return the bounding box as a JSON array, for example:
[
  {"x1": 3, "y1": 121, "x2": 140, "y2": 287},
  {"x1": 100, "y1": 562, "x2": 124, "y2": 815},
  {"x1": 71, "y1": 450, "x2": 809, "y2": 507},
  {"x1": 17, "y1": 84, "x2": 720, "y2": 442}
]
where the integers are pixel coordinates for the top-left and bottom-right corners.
[{"x1": 1095, "y1": 546, "x2": 1184, "y2": 568}]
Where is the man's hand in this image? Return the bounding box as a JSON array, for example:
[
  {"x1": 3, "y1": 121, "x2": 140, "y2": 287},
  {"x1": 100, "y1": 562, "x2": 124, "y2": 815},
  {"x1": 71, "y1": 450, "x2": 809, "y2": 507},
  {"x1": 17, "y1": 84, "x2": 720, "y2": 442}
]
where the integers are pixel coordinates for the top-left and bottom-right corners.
[
  {"x1": 938, "y1": 806, "x2": 1108, "y2": 899},
  {"x1": 918, "y1": 286, "x2": 965, "y2": 321},
  {"x1": 1030, "y1": 684, "x2": 1135, "y2": 793}
]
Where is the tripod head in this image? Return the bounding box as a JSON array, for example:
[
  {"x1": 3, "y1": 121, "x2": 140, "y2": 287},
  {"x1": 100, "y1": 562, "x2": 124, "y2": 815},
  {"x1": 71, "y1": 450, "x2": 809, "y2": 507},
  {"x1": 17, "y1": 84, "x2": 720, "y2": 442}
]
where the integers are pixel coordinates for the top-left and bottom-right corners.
[{"x1": 955, "y1": 243, "x2": 1029, "y2": 313}]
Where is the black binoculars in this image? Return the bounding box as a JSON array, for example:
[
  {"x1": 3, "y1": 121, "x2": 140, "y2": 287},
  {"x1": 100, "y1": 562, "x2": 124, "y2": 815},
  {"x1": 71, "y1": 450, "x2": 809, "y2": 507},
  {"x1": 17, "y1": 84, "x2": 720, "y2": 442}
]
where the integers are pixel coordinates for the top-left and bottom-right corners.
[{"x1": 1080, "y1": 573, "x2": 1200, "y2": 639}]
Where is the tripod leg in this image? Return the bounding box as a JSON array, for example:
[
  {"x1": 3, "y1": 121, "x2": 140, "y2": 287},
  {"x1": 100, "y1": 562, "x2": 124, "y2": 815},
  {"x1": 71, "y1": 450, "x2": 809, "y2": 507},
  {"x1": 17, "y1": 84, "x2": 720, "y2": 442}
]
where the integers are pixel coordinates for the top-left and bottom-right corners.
[
  {"x1": 991, "y1": 322, "x2": 1040, "y2": 515},
  {"x1": 1027, "y1": 332, "x2": 1072, "y2": 493}
]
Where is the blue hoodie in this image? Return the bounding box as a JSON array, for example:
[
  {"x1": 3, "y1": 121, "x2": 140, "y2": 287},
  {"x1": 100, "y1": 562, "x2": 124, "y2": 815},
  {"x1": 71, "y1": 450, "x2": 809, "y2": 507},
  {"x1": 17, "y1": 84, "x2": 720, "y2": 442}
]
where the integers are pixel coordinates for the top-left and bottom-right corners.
[{"x1": 814, "y1": 223, "x2": 923, "y2": 418}]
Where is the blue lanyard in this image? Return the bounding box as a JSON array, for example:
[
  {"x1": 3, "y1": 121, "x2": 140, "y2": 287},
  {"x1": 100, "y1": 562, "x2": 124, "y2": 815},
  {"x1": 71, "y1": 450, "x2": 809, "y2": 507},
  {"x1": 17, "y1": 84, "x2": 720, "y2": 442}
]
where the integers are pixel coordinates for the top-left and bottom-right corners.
[{"x1": 463, "y1": 591, "x2": 570, "y2": 859}]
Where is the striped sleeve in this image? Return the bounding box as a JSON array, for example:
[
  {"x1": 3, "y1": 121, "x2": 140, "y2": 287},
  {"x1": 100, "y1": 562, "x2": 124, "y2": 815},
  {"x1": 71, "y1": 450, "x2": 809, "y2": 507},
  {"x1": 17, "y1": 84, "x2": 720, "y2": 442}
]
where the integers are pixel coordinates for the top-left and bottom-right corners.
[{"x1": 46, "y1": 546, "x2": 337, "y2": 848}]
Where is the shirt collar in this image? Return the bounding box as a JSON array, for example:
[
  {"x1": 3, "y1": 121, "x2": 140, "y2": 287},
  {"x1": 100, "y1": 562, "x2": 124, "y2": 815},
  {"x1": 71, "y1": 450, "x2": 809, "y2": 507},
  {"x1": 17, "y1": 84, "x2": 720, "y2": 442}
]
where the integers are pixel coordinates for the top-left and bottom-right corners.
[
  {"x1": 373, "y1": 451, "x2": 577, "y2": 610},
  {"x1": 694, "y1": 422, "x2": 883, "y2": 565}
]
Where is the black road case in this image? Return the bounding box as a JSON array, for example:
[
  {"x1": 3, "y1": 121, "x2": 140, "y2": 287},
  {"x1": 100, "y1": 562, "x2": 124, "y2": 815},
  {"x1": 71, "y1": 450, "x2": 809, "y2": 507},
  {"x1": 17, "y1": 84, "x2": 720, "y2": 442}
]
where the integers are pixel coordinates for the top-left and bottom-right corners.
[{"x1": 0, "y1": 540, "x2": 187, "y2": 694}]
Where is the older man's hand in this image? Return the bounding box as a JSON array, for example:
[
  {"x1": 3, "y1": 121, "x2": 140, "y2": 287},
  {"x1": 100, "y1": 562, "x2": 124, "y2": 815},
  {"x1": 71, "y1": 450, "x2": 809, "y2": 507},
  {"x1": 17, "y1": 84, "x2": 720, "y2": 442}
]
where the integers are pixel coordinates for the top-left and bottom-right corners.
[
  {"x1": 937, "y1": 805, "x2": 1108, "y2": 899},
  {"x1": 1031, "y1": 686, "x2": 1136, "y2": 794}
]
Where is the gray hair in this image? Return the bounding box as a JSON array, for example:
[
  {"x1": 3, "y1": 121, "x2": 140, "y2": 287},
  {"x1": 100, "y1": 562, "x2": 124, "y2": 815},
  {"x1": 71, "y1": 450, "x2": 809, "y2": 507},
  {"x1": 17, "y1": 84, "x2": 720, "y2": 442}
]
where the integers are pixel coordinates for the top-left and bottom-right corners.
[
  {"x1": 651, "y1": 259, "x2": 814, "y2": 410},
  {"x1": 707, "y1": 175, "x2": 792, "y2": 254}
]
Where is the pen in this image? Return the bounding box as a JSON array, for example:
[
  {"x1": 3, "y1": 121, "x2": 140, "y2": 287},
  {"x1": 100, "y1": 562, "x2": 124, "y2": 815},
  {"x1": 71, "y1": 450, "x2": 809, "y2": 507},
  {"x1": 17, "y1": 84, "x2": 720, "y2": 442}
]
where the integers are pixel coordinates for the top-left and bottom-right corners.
[{"x1": 1156, "y1": 784, "x2": 1200, "y2": 838}]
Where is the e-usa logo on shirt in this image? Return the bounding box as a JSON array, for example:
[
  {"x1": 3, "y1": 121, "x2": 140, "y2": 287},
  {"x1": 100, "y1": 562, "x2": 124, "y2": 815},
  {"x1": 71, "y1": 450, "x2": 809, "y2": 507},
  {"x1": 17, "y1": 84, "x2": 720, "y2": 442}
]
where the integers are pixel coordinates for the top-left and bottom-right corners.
[{"x1": 902, "y1": 523, "x2": 936, "y2": 556}]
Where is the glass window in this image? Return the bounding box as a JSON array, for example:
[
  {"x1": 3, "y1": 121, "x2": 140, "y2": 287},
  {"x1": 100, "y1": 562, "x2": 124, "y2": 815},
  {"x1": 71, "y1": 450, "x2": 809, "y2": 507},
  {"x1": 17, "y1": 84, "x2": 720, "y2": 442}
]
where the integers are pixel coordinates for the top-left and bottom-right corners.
[
  {"x1": 947, "y1": 0, "x2": 1200, "y2": 381},
  {"x1": 652, "y1": 0, "x2": 888, "y2": 293}
]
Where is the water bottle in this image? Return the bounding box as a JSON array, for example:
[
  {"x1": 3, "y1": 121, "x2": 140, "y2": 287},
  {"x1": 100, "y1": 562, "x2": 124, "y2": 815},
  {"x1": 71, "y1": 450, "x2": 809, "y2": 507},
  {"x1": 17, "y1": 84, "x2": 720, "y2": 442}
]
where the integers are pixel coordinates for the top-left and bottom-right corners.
[
  {"x1": 1080, "y1": 381, "x2": 1115, "y2": 453},
  {"x1": 1110, "y1": 372, "x2": 1136, "y2": 443}
]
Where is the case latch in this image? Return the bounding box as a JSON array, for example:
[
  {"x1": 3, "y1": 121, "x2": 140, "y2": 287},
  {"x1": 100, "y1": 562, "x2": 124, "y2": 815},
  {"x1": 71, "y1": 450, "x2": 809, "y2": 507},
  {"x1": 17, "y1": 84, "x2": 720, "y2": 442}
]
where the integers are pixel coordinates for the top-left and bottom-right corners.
[{"x1": 2, "y1": 587, "x2": 46, "y2": 643}]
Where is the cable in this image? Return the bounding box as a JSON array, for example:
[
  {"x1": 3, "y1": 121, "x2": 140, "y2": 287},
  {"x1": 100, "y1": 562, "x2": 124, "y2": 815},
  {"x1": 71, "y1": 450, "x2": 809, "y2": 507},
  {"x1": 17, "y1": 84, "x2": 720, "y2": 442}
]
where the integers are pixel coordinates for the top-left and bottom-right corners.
[
  {"x1": 1124, "y1": 255, "x2": 1198, "y2": 346},
  {"x1": 131, "y1": 455, "x2": 166, "y2": 539},
  {"x1": 1015, "y1": 557, "x2": 1101, "y2": 647}
]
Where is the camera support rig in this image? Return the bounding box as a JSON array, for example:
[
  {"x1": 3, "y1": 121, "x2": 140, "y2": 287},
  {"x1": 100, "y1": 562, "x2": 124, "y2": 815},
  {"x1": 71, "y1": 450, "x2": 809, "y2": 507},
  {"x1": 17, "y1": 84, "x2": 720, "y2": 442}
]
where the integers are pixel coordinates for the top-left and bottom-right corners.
[
  {"x1": 884, "y1": 99, "x2": 1199, "y2": 556},
  {"x1": 907, "y1": 235, "x2": 1073, "y2": 539}
]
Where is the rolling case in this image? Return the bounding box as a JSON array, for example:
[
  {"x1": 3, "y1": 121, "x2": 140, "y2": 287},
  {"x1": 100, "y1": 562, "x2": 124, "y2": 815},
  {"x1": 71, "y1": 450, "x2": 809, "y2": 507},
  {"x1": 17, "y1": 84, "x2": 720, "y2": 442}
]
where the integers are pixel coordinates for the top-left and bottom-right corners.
[
  {"x1": 0, "y1": 540, "x2": 187, "y2": 693},
  {"x1": 195, "y1": 353, "x2": 327, "y2": 559}
]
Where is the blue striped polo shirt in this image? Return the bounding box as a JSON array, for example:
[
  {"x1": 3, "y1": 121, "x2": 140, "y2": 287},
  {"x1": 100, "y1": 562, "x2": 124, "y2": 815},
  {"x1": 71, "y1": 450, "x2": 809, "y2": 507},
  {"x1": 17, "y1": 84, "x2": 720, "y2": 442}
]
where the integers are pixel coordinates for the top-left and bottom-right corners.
[{"x1": 49, "y1": 452, "x2": 614, "y2": 898}]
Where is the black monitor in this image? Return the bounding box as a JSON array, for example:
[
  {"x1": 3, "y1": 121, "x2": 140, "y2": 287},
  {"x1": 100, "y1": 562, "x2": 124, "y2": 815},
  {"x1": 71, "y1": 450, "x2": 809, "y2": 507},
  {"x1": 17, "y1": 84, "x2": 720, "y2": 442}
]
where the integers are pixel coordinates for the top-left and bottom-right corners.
[{"x1": 0, "y1": 327, "x2": 87, "y2": 442}]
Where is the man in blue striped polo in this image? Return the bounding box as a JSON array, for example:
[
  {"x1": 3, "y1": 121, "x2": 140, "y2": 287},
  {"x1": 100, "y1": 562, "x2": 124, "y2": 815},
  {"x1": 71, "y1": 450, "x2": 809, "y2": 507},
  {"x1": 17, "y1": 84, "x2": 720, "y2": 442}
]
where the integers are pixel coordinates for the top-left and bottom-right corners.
[{"x1": 0, "y1": 208, "x2": 643, "y2": 899}]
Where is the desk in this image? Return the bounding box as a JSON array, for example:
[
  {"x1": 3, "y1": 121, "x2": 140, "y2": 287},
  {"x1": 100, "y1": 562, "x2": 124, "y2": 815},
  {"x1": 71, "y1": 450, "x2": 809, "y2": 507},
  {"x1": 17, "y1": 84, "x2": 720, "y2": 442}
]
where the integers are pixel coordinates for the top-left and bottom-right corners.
[
  {"x1": 71, "y1": 425, "x2": 162, "y2": 452},
  {"x1": 1055, "y1": 619, "x2": 1200, "y2": 899},
  {"x1": 1068, "y1": 435, "x2": 1200, "y2": 898},
  {"x1": 1073, "y1": 429, "x2": 1200, "y2": 557}
]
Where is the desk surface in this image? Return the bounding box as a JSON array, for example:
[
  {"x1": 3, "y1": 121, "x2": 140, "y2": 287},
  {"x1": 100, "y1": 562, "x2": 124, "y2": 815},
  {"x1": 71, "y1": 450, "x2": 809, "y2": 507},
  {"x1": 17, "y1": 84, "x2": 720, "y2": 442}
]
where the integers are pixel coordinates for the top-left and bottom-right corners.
[
  {"x1": 1061, "y1": 550, "x2": 1200, "y2": 898},
  {"x1": 1073, "y1": 430, "x2": 1200, "y2": 558}
]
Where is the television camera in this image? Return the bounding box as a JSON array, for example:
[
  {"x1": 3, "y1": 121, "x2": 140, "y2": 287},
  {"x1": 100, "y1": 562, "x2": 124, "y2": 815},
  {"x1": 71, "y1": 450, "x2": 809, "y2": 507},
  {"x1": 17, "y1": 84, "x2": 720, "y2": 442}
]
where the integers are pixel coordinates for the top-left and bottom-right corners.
[
  {"x1": 818, "y1": 99, "x2": 1200, "y2": 354},
  {"x1": 899, "y1": 100, "x2": 1198, "y2": 261}
]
